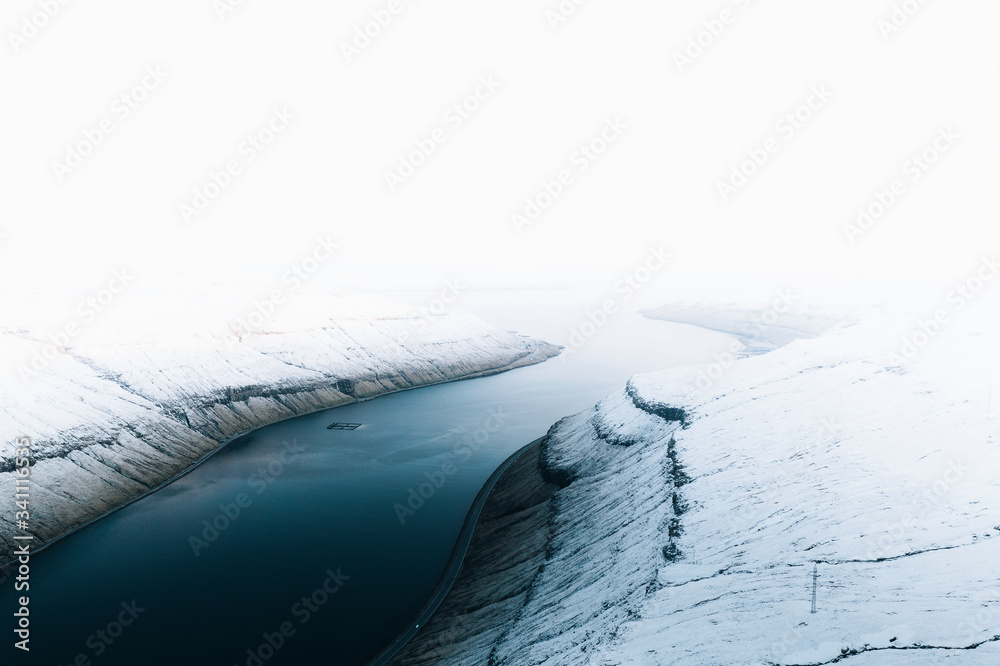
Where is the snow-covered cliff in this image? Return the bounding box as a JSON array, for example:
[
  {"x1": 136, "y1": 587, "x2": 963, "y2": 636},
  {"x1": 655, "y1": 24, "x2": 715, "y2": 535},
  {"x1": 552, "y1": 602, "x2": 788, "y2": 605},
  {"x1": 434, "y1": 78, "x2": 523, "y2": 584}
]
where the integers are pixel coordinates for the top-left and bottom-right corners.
[
  {"x1": 393, "y1": 304, "x2": 1000, "y2": 665},
  {"x1": 0, "y1": 293, "x2": 560, "y2": 562}
]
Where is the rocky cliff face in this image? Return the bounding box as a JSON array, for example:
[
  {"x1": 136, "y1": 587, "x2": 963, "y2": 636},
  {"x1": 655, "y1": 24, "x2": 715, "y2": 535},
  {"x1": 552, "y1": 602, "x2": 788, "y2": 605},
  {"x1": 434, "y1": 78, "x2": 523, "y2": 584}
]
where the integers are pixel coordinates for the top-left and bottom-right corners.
[
  {"x1": 0, "y1": 306, "x2": 560, "y2": 563},
  {"x1": 391, "y1": 383, "x2": 687, "y2": 666},
  {"x1": 394, "y1": 306, "x2": 1000, "y2": 665}
]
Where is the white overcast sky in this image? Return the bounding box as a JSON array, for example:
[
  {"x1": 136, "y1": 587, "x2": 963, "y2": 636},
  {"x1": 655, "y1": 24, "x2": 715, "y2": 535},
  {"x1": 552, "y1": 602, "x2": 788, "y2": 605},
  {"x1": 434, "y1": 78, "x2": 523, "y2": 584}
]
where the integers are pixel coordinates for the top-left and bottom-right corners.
[{"x1": 1, "y1": 1, "x2": 998, "y2": 316}]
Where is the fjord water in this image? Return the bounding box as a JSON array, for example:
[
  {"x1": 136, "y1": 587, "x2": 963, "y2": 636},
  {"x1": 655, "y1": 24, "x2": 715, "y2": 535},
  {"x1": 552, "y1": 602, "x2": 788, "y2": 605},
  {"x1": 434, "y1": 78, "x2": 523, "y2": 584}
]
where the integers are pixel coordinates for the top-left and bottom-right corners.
[{"x1": 0, "y1": 291, "x2": 738, "y2": 665}]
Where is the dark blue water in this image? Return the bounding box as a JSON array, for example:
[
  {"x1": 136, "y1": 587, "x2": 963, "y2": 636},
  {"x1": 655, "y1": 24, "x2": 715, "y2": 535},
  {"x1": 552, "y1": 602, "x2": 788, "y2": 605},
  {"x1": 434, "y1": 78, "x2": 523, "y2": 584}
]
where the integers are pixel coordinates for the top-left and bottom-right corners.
[{"x1": 0, "y1": 295, "x2": 736, "y2": 665}]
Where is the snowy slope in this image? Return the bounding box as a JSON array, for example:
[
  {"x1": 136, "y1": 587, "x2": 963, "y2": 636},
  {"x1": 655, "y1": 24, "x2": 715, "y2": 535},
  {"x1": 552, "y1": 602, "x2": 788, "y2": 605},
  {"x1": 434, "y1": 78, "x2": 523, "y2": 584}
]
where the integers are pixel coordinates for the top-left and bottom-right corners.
[
  {"x1": 0, "y1": 293, "x2": 560, "y2": 562},
  {"x1": 641, "y1": 301, "x2": 842, "y2": 351},
  {"x1": 394, "y1": 303, "x2": 1000, "y2": 665}
]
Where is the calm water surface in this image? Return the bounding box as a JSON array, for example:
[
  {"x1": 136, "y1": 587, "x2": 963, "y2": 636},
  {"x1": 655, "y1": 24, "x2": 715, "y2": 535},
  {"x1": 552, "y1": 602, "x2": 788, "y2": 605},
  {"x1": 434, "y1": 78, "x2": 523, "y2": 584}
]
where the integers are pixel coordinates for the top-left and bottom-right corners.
[{"x1": 0, "y1": 291, "x2": 735, "y2": 665}]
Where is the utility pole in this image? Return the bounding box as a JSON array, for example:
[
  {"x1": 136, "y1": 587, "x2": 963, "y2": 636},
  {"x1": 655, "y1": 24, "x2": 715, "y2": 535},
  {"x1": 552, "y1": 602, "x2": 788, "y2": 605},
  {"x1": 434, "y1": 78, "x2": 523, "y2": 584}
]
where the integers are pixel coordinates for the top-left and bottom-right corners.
[{"x1": 810, "y1": 563, "x2": 818, "y2": 614}]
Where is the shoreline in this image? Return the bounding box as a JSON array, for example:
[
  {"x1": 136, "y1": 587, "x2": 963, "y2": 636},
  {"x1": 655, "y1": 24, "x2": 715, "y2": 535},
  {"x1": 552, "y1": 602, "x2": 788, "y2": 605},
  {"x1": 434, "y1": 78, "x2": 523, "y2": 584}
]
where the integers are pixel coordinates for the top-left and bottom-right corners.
[
  {"x1": 0, "y1": 349, "x2": 558, "y2": 571},
  {"x1": 381, "y1": 316, "x2": 800, "y2": 663},
  {"x1": 367, "y1": 436, "x2": 546, "y2": 666}
]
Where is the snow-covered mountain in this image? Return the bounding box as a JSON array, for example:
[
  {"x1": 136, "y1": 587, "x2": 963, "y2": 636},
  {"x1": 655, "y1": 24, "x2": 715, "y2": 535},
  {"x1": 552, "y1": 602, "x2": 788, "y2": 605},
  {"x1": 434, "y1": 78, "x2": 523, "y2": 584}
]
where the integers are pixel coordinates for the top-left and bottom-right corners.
[
  {"x1": 0, "y1": 293, "x2": 560, "y2": 563},
  {"x1": 393, "y1": 303, "x2": 1000, "y2": 665}
]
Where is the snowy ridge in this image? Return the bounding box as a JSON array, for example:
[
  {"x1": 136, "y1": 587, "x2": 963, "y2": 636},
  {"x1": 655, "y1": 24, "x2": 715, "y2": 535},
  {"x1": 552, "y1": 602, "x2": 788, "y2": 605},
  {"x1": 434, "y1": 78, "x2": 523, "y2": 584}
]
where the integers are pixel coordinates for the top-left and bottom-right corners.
[
  {"x1": 0, "y1": 299, "x2": 560, "y2": 563},
  {"x1": 641, "y1": 301, "x2": 842, "y2": 351},
  {"x1": 392, "y1": 376, "x2": 688, "y2": 665},
  {"x1": 394, "y1": 306, "x2": 1000, "y2": 665}
]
